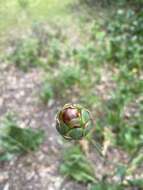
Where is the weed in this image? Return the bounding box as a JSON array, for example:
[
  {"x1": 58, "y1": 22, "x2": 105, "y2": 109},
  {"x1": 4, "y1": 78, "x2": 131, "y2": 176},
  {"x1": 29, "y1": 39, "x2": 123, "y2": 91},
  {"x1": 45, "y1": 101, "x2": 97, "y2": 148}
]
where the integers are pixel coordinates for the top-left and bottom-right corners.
[
  {"x1": 60, "y1": 145, "x2": 96, "y2": 183},
  {"x1": 0, "y1": 114, "x2": 44, "y2": 161},
  {"x1": 40, "y1": 83, "x2": 54, "y2": 104},
  {"x1": 73, "y1": 43, "x2": 97, "y2": 70},
  {"x1": 106, "y1": 9, "x2": 143, "y2": 70},
  {"x1": 47, "y1": 38, "x2": 62, "y2": 66},
  {"x1": 40, "y1": 65, "x2": 85, "y2": 103},
  {"x1": 7, "y1": 24, "x2": 65, "y2": 71},
  {"x1": 8, "y1": 37, "x2": 39, "y2": 71}
]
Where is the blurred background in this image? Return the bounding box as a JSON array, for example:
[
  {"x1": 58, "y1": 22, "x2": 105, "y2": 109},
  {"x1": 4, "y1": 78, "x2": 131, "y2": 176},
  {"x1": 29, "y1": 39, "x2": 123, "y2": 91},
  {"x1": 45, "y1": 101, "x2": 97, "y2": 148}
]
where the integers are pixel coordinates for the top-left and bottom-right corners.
[{"x1": 0, "y1": 0, "x2": 143, "y2": 190}]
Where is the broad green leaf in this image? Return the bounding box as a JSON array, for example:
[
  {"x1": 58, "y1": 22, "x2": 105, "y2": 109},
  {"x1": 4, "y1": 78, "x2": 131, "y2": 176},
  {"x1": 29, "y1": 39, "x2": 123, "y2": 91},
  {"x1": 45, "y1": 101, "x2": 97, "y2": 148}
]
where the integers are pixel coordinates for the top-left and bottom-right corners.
[
  {"x1": 81, "y1": 109, "x2": 90, "y2": 124},
  {"x1": 67, "y1": 128, "x2": 83, "y2": 140},
  {"x1": 56, "y1": 123, "x2": 69, "y2": 135}
]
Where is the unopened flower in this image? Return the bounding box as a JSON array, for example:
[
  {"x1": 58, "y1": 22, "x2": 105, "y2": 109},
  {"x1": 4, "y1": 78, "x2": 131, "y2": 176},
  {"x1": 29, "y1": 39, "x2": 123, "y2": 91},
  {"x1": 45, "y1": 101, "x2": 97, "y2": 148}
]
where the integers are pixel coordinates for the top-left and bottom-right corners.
[{"x1": 56, "y1": 104, "x2": 93, "y2": 140}]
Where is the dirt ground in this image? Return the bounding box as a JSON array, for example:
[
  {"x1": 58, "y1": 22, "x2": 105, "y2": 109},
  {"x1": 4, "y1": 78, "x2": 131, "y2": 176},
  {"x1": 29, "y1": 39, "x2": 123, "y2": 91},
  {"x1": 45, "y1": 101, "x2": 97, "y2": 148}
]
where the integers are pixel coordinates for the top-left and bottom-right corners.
[
  {"x1": 0, "y1": 63, "x2": 142, "y2": 190},
  {"x1": 0, "y1": 62, "x2": 89, "y2": 190}
]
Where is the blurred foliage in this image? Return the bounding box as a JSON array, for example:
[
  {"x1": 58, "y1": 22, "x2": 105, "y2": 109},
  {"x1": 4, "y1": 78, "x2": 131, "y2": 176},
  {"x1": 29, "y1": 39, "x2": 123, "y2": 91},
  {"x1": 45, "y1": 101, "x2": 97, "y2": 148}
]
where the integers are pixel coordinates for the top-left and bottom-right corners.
[
  {"x1": 7, "y1": 24, "x2": 65, "y2": 71},
  {"x1": 127, "y1": 179, "x2": 143, "y2": 188},
  {"x1": 88, "y1": 7, "x2": 143, "y2": 151},
  {"x1": 18, "y1": 0, "x2": 29, "y2": 9},
  {"x1": 106, "y1": 9, "x2": 143, "y2": 70},
  {"x1": 79, "y1": 0, "x2": 143, "y2": 6},
  {"x1": 60, "y1": 145, "x2": 96, "y2": 183},
  {"x1": 73, "y1": 43, "x2": 97, "y2": 70},
  {"x1": 40, "y1": 64, "x2": 88, "y2": 103},
  {"x1": 0, "y1": 0, "x2": 74, "y2": 40},
  {"x1": 8, "y1": 38, "x2": 40, "y2": 71},
  {"x1": 0, "y1": 114, "x2": 44, "y2": 161},
  {"x1": 90, "y1": 182, "x2": 123, "y2": 190}
]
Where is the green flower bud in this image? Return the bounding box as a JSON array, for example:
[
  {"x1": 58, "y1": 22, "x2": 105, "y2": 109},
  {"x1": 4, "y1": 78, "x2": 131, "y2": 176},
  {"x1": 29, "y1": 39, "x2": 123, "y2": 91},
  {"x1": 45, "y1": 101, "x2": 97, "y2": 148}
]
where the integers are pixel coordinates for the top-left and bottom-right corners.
[{"x1": 56, "y1": 104, "x2": 93, "y2": 140}]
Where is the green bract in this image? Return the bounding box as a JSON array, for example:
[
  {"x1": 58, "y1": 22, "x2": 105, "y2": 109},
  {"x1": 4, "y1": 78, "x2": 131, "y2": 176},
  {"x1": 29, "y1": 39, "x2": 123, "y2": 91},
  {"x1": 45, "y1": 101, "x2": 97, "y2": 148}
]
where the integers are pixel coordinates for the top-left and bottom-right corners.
[{"x1": 56, "y1": 104, "x2": 93, "y2": 140}]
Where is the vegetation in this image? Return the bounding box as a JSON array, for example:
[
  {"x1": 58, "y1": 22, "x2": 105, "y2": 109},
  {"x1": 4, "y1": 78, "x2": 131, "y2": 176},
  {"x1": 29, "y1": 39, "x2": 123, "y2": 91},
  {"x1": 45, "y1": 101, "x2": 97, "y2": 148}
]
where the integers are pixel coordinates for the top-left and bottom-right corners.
[
  {"x1": 0, "y1": 114, "x2": 44, "y2": 161},
  {"x1": 0, "y1": 0, "x2": 142, "y2": 189},
  {"x1": 60, "y1": 145, "x2": 96, "y2": 183}
]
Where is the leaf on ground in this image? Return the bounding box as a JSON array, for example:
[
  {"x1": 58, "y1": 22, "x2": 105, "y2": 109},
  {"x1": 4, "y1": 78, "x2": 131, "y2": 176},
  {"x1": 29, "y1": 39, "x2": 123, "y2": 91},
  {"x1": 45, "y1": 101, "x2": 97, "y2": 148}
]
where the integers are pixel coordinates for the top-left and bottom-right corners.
[{"x1": 0, "y1": 115, "x2": 44, "y2": 160}]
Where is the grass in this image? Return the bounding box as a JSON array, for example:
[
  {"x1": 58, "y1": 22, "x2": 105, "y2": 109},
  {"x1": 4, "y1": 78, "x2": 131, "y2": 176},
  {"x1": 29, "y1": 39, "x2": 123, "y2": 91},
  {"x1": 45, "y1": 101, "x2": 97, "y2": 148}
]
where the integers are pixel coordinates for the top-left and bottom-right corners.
[
  {"x1": 0, "y1": 0, "x2": 73, "y2": 27},
  {"x1": 0, "y1": 0, "x2": 76, "y2": 49},
  {"x1": 40, "y1": 64, "x2": 86, "y2": 103}
]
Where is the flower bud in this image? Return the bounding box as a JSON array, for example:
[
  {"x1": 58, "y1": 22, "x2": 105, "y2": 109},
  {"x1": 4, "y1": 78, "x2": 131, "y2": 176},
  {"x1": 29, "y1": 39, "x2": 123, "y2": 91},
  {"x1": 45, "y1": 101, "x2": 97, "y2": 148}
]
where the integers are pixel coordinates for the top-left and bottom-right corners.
[{"x1": 56, "y1": 104, "x2": 93, "y2": 140}]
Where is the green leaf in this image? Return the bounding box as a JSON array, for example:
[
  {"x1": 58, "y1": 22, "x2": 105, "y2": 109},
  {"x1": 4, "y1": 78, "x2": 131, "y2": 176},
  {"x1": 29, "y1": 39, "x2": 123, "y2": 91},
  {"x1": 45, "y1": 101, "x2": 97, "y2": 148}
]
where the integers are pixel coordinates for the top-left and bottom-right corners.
[
  {"x1": 128, "y1": 179, "x2": 143, "y2": 188},
  {"x1": 115, "y1": 165, "x2": 126, "y2": 179},
  {"x1": 131, "y1": 153, "x2": 143, "y2": 166},
  {"x1": 0, "y1": 115, "x2": 44, "y2": 158},
  {"x1": 67, "y1": 128, "x2": 83, "y2": 140},
  {"x1": 0, "y1": 152, "x2": 15, "y2": 161},
  {"x1": 1, "y1": 126, "x2": 44, "y2": 152},
  {"x1": 81, "y1": 109, "x2": 90, "y2": 124},
  {"x1": 83, "y1": 120, "x2": 93, "y2": 136},
  {"x1": 56, "y1": 123, "x2": 69, "y2": 135},
  {"x1": 60, "y1": 146, "x2": 95, "y2": 183}
]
